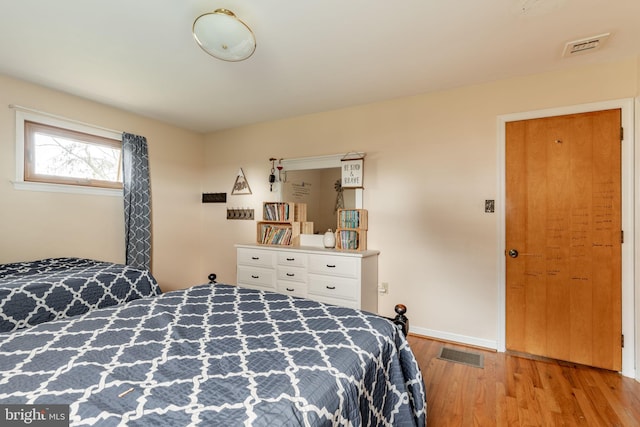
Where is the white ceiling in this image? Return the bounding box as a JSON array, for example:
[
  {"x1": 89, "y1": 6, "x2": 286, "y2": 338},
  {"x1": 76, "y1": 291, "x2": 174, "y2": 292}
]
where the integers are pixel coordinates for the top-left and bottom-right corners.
[{"x1": 1, "y1": 0, "x2": 638, "y2": 133}]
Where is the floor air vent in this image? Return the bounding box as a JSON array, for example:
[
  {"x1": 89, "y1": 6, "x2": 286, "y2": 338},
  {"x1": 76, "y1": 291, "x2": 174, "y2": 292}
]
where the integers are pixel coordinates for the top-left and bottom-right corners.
[{"x1": 438, "y1": 347, "x2": 484, "y2": 368}]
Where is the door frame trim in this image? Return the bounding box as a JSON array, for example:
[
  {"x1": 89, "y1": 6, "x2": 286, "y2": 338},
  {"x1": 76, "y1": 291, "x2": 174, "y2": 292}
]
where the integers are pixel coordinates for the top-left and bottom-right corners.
[{"x1": 497, "y1": 98, "x2": 635, "y2": 378}]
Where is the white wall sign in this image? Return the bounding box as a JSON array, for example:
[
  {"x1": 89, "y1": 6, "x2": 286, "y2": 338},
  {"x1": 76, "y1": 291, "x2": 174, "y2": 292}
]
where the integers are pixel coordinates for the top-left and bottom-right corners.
[{"x1": 341, "y1": 158, "x2": 364, "y2": 188}]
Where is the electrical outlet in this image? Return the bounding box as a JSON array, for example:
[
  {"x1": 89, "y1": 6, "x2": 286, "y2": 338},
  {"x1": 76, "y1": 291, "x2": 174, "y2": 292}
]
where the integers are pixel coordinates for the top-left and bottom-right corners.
[{"x1": 378, "y1": 282, "x2": 389, "y2": 294}]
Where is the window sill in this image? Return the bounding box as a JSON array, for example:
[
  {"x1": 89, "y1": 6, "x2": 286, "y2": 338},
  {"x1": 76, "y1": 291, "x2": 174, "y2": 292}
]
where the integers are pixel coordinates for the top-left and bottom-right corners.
[{"x1": 12, "y1": 180, "x2": 123, "y2": 197}]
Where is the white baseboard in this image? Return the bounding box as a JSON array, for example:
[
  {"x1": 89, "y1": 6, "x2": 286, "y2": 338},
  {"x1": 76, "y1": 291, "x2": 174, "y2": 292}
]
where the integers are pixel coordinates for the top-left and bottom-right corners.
[{"x1": 409, "y1": 325, "x2": 498, "y2": 351}]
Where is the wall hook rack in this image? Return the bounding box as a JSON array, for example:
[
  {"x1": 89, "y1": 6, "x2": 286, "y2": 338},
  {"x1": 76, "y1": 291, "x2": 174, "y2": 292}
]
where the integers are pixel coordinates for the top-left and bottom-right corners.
[{"x1": 227, "y1": 208, "x2": 254, "y2": 220}]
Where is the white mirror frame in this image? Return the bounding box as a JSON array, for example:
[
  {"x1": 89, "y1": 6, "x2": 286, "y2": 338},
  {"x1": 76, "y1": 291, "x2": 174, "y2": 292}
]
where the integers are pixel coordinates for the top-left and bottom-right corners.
[{"x1": 278, "y1": 153, "x2": 363, "y2": 208}]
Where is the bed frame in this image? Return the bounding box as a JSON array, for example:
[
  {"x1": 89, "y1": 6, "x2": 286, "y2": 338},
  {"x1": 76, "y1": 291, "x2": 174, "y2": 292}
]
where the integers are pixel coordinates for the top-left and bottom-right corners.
[
  {"x1": 208, "y1": 273, "x2": 410, "y2": 336},
  {"x1": 391, "y1": 304, "x2": 409, "y2": 336}
]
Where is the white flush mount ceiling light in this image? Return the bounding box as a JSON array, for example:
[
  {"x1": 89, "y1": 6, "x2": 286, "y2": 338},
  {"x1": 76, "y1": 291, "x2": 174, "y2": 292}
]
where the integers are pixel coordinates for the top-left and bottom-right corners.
[{"x1": 192, "y1": 9, "x2": 256, "y2": 62}]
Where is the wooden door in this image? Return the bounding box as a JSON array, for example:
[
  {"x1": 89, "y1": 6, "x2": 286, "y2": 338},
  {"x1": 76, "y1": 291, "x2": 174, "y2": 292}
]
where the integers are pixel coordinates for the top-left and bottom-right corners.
[{"x1": 505, "y1": 109, "x2": 622, "y2": 371}]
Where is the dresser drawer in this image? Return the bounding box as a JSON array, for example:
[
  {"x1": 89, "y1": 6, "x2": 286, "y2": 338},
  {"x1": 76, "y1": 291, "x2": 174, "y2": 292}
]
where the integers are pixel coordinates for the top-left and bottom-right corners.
[
  {"x1": 277, "y1": 266, "x2": 307, "y2": 283},
  {"x1": 277, "y1": 252, "x2": 307, "y2": 268},
  {"x1": 308, "y1": 255, "x2": 359, "y2": 278},
  {"x1": 276, "y1": 281, "x2": 308, "y2": 298},
  {"x1": 237, "y1": 266, "x2": 276, "y2": 289},
  {"x1": 237, "y1": 248, "x2": 276, "y2": 268},
  {"x1": 308, "y1": 275, "x2": 359, "y2": 301}
]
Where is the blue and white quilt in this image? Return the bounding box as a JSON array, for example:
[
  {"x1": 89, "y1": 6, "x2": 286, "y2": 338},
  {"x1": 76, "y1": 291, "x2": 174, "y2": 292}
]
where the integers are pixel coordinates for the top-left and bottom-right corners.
[
  {"x1": 0, "y1": 258, "x2": 161, "y2": 333},
  {"x1": 0, "y1": 284, "x2": 426, "y2": 426}
]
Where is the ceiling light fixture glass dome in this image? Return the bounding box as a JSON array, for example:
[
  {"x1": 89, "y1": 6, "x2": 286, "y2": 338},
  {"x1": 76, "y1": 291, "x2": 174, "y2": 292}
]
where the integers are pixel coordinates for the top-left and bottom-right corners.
[{"x1": 192, "y1": 9, "x2": 256, "y2": 62}]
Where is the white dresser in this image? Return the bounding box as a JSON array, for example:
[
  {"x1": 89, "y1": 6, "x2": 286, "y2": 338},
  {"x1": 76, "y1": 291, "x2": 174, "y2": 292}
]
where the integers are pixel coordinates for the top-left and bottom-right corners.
[{"x1": 236, "y1": 244, "x2": 380, "y2": 313}]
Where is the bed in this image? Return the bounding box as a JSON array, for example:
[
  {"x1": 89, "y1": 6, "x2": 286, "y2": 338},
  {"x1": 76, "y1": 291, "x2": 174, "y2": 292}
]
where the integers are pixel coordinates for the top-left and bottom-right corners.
[
  {"x1": 0, "y1": 257, "x2": 161, "y2": 333},
  {"x1": 0, "y1": 282, "x2": 426, "y2": 426}
]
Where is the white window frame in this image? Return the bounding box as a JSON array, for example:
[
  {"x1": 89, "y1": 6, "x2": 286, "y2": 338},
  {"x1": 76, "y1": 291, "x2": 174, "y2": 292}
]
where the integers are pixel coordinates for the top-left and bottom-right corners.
[{"x1": 13, "y1": 108, "x2": 123, "y2": 197}]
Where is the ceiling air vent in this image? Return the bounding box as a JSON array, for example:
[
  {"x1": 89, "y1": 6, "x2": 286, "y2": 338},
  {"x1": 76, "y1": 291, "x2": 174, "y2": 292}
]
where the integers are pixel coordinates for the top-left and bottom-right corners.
[{"x1": 562, "y1": 33, "x2": 610, "y2": 58}]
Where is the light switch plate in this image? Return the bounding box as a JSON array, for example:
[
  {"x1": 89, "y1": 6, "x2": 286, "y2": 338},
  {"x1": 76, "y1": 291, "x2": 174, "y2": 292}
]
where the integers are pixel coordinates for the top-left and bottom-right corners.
[{"x1": 485, "y1": 200, "x2": 495, "y2": 213}]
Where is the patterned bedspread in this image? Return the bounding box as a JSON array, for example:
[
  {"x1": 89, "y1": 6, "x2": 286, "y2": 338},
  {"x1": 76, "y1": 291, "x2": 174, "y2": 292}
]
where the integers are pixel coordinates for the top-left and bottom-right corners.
[
  {"x1": 0, "y1": 258, "x2": 161, "y2": 333},
  {"x1": 0, "y1": 284, "x2": 426, "y2": 426}
]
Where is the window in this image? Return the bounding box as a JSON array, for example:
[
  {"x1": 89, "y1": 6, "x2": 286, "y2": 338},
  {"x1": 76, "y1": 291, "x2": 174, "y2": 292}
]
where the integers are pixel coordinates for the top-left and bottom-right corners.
[
  {"x1": 24, "y1": 121, "x2": 123, "y2": 189},
  {"x1": 13, "y1": 108, "x2": 123, "y2": 196}
]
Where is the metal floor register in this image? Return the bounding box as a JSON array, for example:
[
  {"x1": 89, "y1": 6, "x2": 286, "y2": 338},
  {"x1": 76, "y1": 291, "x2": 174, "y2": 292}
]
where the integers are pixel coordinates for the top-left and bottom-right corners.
[{"x1": 438, "y1": 347, "x2": 484, "y2": 368}]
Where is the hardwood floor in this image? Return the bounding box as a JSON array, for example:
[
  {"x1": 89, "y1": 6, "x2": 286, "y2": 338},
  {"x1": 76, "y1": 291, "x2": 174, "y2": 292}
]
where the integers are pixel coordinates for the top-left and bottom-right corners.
[{"x1": 407, "y1": 334, "x2": 640, "y2": 427}]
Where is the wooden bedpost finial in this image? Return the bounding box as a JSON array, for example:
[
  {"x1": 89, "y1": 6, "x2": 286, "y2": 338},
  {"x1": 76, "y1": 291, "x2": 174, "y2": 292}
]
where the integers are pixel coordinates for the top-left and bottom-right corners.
[{"x1": 393, "y1": 304, "x2": 409, "y2": 336}]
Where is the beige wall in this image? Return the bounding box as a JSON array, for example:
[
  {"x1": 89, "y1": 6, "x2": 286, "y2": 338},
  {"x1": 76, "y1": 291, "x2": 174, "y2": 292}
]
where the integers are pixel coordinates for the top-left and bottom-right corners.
[
  {"x1": 203, "y1": 57, "x2": 639, "y2": 349},
  {"x1": 2, "y1": 57, "x2": 638, "y2": 370},
  {"x1": 0, "y1": 74, "x2": 205, "y2": 291}
]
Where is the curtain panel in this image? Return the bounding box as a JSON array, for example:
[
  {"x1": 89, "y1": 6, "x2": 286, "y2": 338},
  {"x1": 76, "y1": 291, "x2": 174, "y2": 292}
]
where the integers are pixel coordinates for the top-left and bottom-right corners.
[{"x1": 122, "y1": 132, "x2": 152, "y2": 270}]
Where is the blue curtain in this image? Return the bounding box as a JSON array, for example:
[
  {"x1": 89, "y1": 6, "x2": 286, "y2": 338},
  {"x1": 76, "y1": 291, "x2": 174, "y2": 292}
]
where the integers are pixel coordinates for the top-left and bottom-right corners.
[{"x1": 122, "y1": 132, "x2": 152, "y2": 270}]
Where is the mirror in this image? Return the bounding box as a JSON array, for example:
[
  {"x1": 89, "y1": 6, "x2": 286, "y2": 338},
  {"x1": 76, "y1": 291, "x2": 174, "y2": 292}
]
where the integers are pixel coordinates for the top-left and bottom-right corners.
[{"x1": 278, "y1": 154, "x2": 363, "y2": 234}]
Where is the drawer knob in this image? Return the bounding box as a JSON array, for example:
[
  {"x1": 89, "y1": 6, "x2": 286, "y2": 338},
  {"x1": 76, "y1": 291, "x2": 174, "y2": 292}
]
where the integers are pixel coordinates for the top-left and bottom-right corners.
[
  {"x1": 286, "y1": 257, "x2": 295, "y2": 261},
  {"x1": 326, "y1": 285, "x2": 336, "y2": 290},
  {"x1": 251, "y1": 275, "x2": 259, "y2": 279},
  {"x1": 286, "y1": 287, "x2": 294, "y2": 292},
  {"x1": 251, "y1": 256, "x2": 260, "y2": 260},
  {"x1": 326, "y1": 264, "x2": 336, "y2": 268},
  {"x1": 286, "y1": 273, "x2": 295, "y2": 277}
]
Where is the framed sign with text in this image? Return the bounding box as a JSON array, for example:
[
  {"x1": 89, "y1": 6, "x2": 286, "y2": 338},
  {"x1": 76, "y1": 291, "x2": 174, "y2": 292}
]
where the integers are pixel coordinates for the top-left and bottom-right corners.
[{"x1": 341, "y1": 157, "x2": 364, "y2": 188}]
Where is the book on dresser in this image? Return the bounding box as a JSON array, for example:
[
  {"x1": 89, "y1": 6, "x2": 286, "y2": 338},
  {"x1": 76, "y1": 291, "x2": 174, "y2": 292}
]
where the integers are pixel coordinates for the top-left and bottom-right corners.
[
  {"x1": 336, "y1": 208, "x2": 368, "y2": 251},
  {"x1": 257, "y1": 202, "x2": 313, "y2": 246}
]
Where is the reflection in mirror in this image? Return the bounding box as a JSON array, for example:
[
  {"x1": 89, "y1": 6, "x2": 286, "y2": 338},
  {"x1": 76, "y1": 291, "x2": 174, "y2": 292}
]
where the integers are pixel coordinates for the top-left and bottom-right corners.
[
  {"x1": 282, "y1": 168, "x2": 356, "y2": 234},
  {"x1": 277, "y1": 153, "x2": 363, "y2": 235}
]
